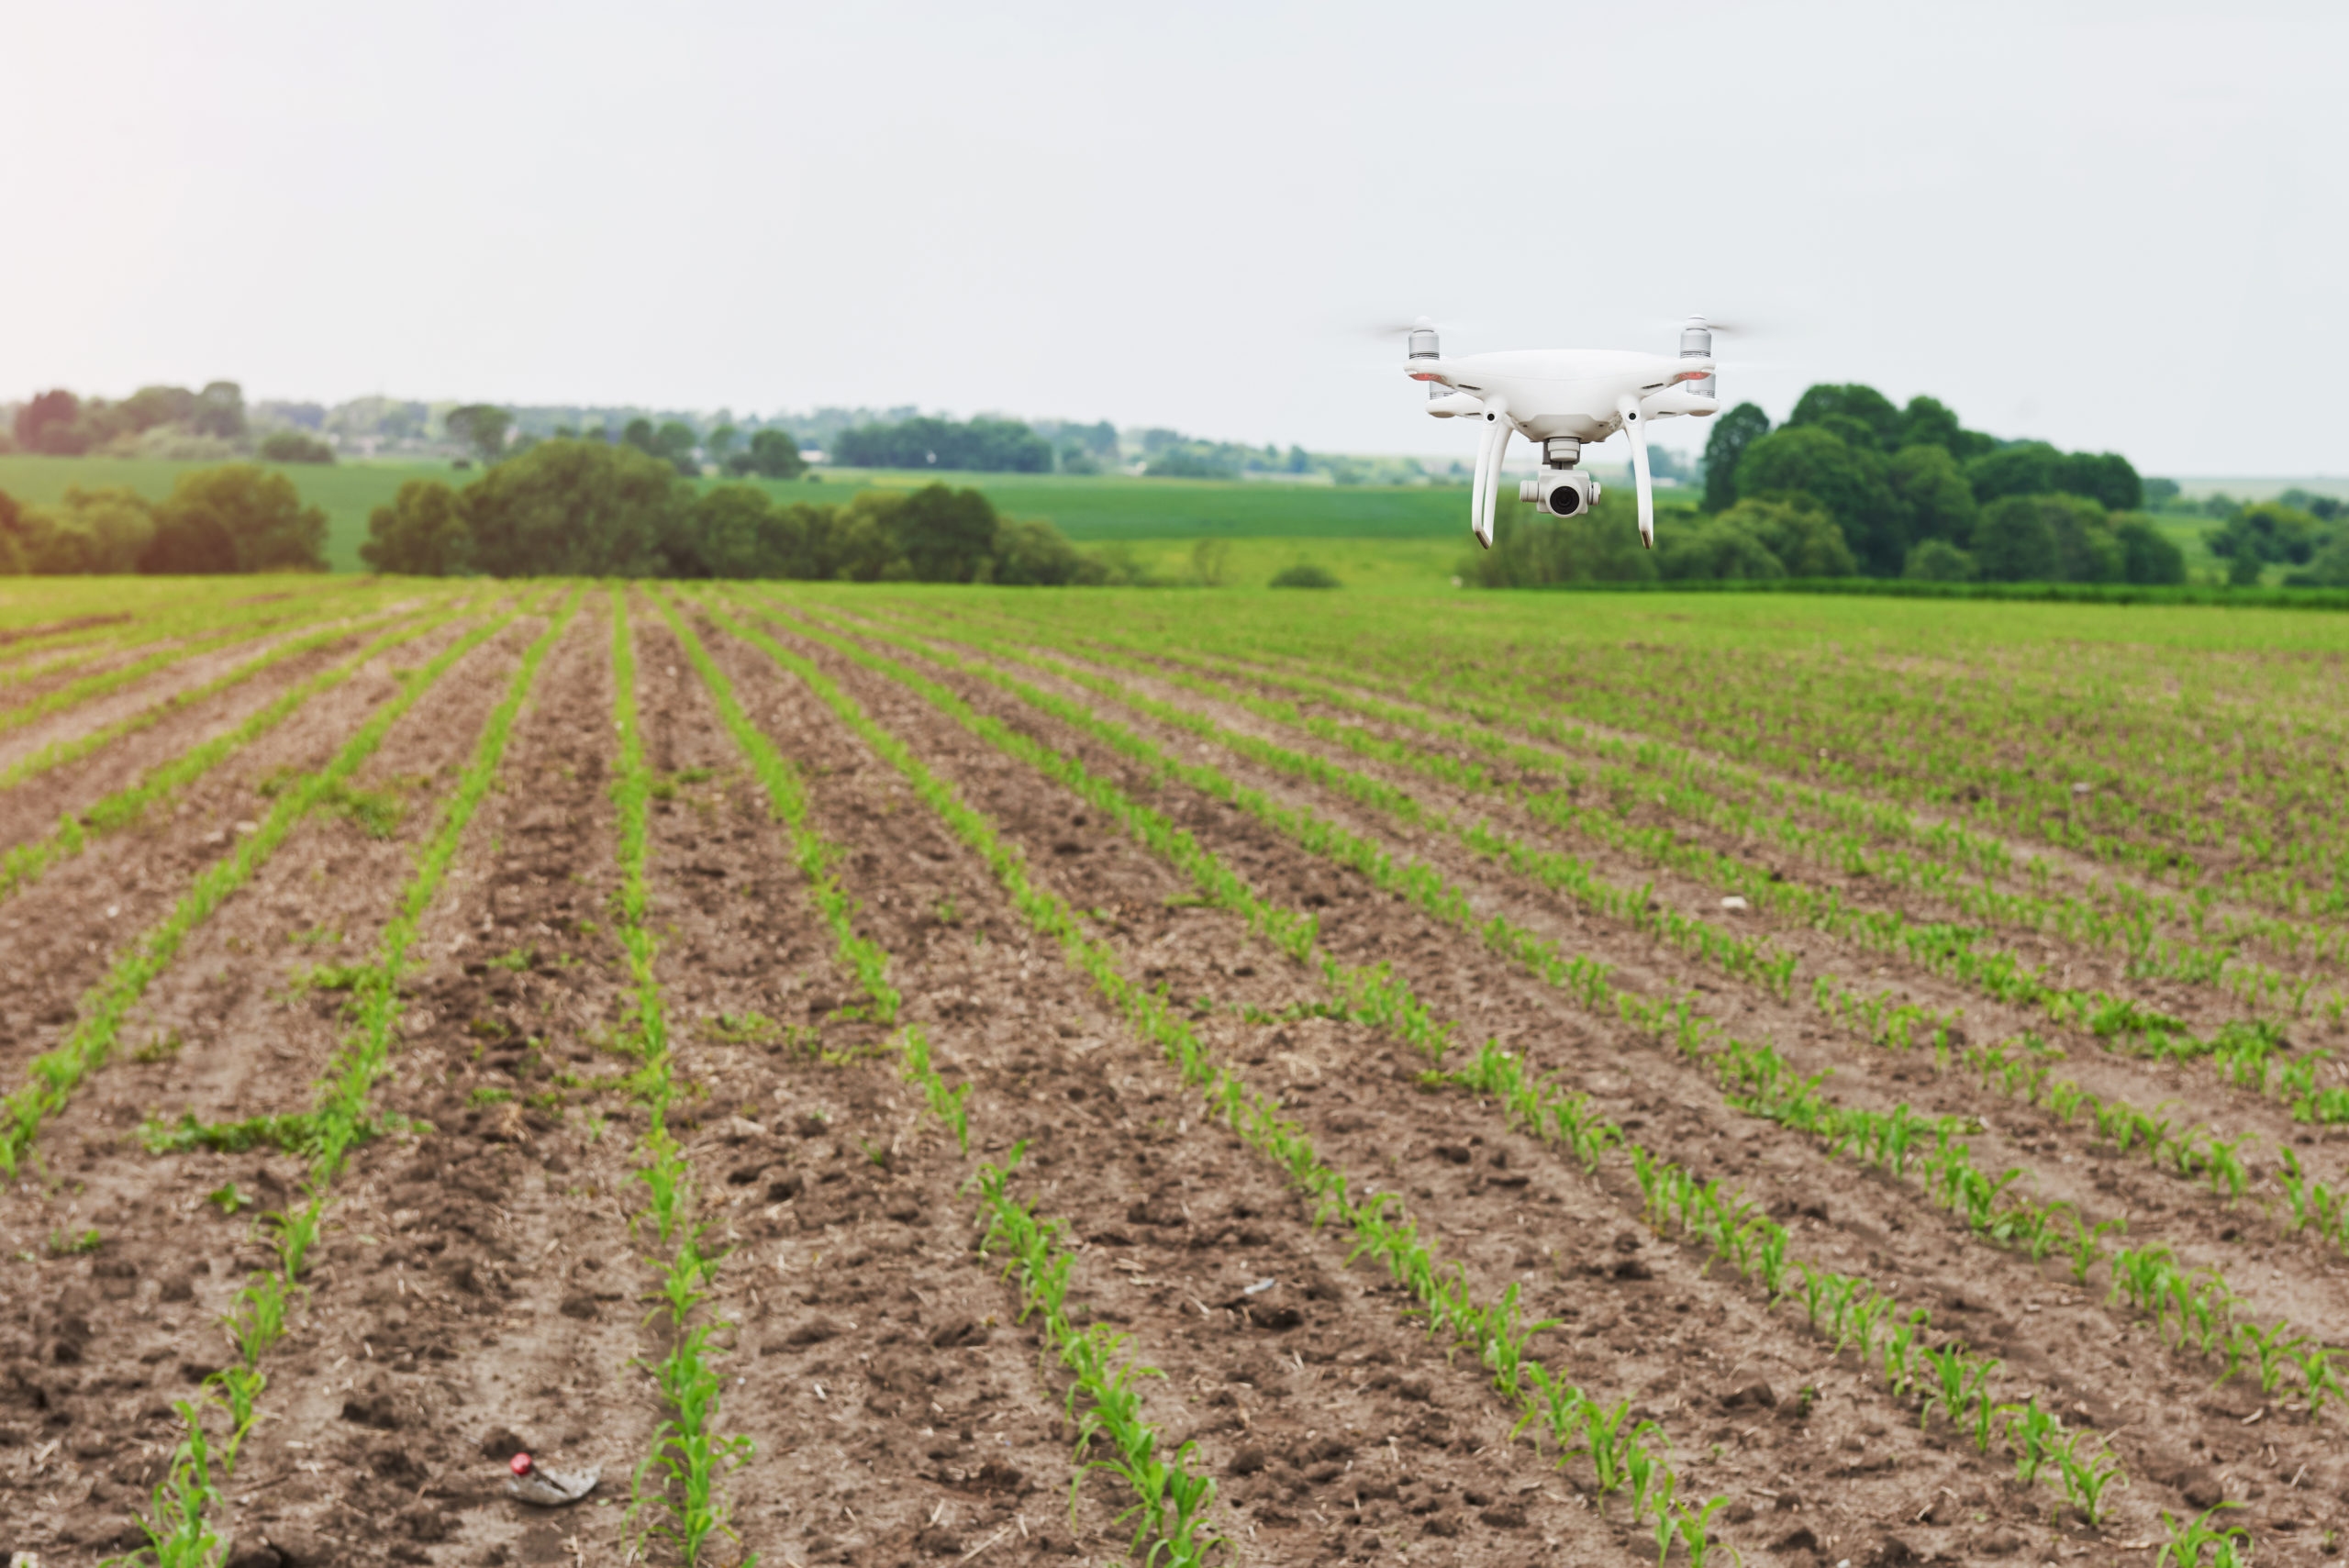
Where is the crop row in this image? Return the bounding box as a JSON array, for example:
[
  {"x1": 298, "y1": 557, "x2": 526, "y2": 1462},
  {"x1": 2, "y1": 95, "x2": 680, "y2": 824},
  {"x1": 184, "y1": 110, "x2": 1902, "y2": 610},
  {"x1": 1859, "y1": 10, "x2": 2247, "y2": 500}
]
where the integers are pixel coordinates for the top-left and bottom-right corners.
[
  {"x1": 698, "y1": 589, "x2": 1752, "y2": 1554},
  {"x1": 1066, "y1": 617, "x2": 2349, "y2": 1010},
  {"x1": 874, "y1": 604, "x2": 2349, "y2": 1162},
  {"x1": 0, "y1": 599, "x2": 524, "y2": 1175},
  {"x1": 0, "y1": 583, "x2": 389, "y2": 740},
  {"x1": 751, "y1": 592, "x2": 2165, "y2": 1538},
  {"x1": 796, "y1": 598, "x2": 2343, "y2": 1430},
  {"x1": 131, "y1": 590, "x2": 579, "y2": 1561},
  {"x1": 0, "y1": 597, "x2": 479, "y2": 908},
  {"x1": 974, "y1": 595, "x2": 2349, "y2": 928},
  {"x1": 941, "y1": 600, "x2": 2348, "y2": 1020},
  {"x1": 1137, "y1": 599, "x2": 2349, "y2": 916}
]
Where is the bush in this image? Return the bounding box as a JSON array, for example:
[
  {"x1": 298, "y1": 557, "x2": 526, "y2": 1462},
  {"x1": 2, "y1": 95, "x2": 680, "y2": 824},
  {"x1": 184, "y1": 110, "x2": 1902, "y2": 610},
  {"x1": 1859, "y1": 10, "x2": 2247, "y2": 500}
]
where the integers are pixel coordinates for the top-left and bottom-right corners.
[
  {"x1": 1904, "y1": 539, "x2": 1976, "y2": 581},
  {"x1": 1973, "y1": 495, "x2": 2061, "y2": 582},
  {"x1": 361, "y1": 480, "x2": 469, "y2": 576},
  {"x1": 12, "y1": 486, "x2": 157, "y2": 572},
  {"x1": 1269, "y1": 563, "x2": 1341, "y2": 589},
  {"x1": 1725, "y1": 496, "x2": 1857, "y2": 577},
  {"x1": 463, "y1": 439, "x2": 680, "y2": 577},
  {"x1": 1461, "y1": 489, "x2": 1663, "y2": 587},
  {"x1": 257, "y1": 429, "x2": 337, "y2": 464},
  {"x1": 992, "y1": 517, "x2": 1088, "y2": 584},
  {"x1": 1657, "y1": 515, "x2": 1786, "y2": 581},
  {"x1": 2112, "y1": 517, "x2": 2186, "y2": 585},
  {"x1": 146, "y1": 466, "x2": 327, "y2": 573}
]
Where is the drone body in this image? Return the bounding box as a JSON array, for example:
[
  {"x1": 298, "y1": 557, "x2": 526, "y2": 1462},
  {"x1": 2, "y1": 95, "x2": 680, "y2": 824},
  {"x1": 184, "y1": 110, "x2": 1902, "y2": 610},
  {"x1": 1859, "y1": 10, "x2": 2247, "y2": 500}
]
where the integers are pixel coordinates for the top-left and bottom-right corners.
[{"x1": 1404, "y1": 319, "x2": 1720, "y2": 550}]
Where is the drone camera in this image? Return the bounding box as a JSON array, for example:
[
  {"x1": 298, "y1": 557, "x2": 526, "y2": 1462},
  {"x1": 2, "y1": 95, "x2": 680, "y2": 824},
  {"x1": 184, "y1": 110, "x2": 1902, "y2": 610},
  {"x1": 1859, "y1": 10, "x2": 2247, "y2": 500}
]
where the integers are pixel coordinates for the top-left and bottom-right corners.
[{"x1": 1519, "y1": 469, "x2": 1596, "y2": 517}]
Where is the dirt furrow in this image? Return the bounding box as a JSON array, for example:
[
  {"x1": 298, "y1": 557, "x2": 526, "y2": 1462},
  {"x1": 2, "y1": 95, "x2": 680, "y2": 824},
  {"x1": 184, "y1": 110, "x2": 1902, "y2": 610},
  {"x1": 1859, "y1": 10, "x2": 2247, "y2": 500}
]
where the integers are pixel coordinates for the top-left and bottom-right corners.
[
  {"x1": 685, "y1": 601, "x2": 1677, "y2": 1567},
  {"x1": 776, "y1": 601, "x2": 2349, "y2": 1560},
  {"x1": 740, "y1": 606, "x2": 2141, "y2": 1568},
  {"x1": 0, "y1": 608, "x2": 541, "y2": 1562},
  {"x1": 0, "y1": 608, "x2": 495, "y2": 1095}
]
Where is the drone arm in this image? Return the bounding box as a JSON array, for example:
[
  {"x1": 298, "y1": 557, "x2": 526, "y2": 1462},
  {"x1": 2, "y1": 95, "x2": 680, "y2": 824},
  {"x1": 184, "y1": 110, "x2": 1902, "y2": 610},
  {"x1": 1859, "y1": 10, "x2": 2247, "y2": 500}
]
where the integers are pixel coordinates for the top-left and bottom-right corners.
[{"x1": 1616, "y1": 393, "x2": 1655, "y2": 550}]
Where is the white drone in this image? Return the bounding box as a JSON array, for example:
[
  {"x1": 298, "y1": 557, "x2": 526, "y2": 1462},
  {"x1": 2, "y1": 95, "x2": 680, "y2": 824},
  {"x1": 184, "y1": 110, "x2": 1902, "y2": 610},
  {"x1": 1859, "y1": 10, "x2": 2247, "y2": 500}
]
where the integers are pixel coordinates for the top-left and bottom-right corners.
[{"x1": 1405, "y1": 317, "x2": 1720, "y2": 550}]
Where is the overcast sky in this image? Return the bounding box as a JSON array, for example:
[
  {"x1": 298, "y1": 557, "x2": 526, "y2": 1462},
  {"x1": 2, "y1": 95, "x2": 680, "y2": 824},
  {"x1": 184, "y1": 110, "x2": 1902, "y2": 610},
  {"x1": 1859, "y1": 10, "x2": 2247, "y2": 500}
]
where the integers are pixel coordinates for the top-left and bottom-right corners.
[{"x1": 4, "y1": 0, "x2": 2343, "y2": 473}]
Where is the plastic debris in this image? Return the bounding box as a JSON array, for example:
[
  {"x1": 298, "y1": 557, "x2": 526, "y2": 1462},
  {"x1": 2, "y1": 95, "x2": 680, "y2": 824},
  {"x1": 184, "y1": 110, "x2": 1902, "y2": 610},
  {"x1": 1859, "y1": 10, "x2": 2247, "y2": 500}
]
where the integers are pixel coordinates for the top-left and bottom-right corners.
[
  {"x1": 505, "y1": 1451, "x2": 600, "y2": 1507},
  {"x1": 1720, "y1": 895, "x2": 1749, "y2": 911}
]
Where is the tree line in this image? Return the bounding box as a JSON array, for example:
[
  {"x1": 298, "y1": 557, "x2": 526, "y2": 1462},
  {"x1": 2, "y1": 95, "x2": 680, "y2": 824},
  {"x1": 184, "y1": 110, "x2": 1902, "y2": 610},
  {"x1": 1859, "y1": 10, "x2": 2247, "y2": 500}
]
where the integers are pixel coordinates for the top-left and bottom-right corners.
[
  {"x1": 0, "y1": 467, "x2": 329, "y2": 574},
  {"x1": 1469, "y1": 383, "x2": 2203, "y2": 587},
  {"x1": 361, "y1": 438, "x2": 1140, "y2": 583},
  {"x1": 6, "y1": 382, "x2": 338, "y2": 466}
]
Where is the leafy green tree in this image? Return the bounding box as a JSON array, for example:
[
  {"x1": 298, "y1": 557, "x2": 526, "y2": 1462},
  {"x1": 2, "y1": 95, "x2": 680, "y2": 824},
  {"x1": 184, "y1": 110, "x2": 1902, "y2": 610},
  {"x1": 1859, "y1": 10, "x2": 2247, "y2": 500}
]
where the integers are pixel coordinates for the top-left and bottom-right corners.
[
  {"x1": 1701, "y1": 402, "x2": 1771, "y2": 512},
  {"x1": 2206, "y1": 501, "x2": 2322, "y2": 566},
  {"x1": 2227, "y1": 551, "x2": 2265, "y2": 586},
  {"x1": 0, "y1": 491, "x2": 23, "y2": 574},
  {"x1": 191, "y1": 382, "x2": 246, "y2": 439},
  {"x1": 462, "y1": 439, "x2": 679, "y2": 576},
  {"x1": 120, "y1": 384, "x2": 196, "y2": 432},
  {"x1": 2043, "y1": 494, "x2": 2121, "y2": 583},
  {"x1": 669, "y1": 484, "x2": 799, "y2": 578},
  {"x1": 1735, "y1": 424, "x2": 1903, "y2": 573},
  {"x1": 1904, "y1": 539, "x2": 1976, "y2": 581},
  {"x1": 1887, "y1": 443, "x2": 1977, "y2": 545},
  {"x1": 1657, "y1": 514, "x2": 1786, "y2": 580},
  {"x1": 1787, "y1": 384, "x2": 1902, "y2": 449},
  {"x1": 15, "y1": 390, "x2": 86, "y2": 455},
  {"x1": 445, "y1": 405, "x2": 514, "y2": 468},
  {"x1": 2112, "y1": 517, "x2": 2186, "y2": 584},
  {"x1": 745, "y1": 428, "x2": 807, "y2": 479},
  {"x1": 872, "y1": 483, "x2": 1000, "y2": 582},
  {"x1": 654, "y1": 421, "x2": 700, "y2": 476},
  {"x1": 16, "y1": 486, "x2": 157, "y2": 572},
  {"x1": 2055, "y1": 450, "x2": 2143, "y2": 511},
  {"x1": 360, "y1": 480, "x2": 470, "y2": 575},
  {"x1": 2293, "y1": 532, "x2": 2349, "y2": 587},
  {"x1": 1461, "y1": 490, "x2": 1662, "y2": 586},
  {"x1": 705, "y1": 424, "x2": 740, "y2": 471},
  {"x1": 1142, "y1": 447, "x2": 1236, "y2": 479},
  {"x1": 830, "y1": 415, "x2": 1052, "y2": 473},
  {"x1": 1965, "y1": 441, "x2": 2061, "y2": 504},
  {"x1": 1972, "y1": 495, "x2": 2061, "y2": 582},
  {"x1": 621, "y1": 417, "x2": 658, "y2": 454},
  {"x1": 1723, "y1": 495, "x2": 1857, "y2": 576},
  {"x1": 994, "y1": 517, "x2": 1087, "y2": 584},
  {"x1": 147, "y1": 465, "x2": 328, "y2": 572},
  {"x1": 802, "y1": 499, "x2": 904, "y2": 581}
]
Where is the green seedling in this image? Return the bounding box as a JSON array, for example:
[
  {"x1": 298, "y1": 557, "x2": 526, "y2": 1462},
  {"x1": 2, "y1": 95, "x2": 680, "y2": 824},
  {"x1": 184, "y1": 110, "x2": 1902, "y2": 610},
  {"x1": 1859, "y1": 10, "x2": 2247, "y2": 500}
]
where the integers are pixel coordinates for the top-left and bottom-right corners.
[{"x1": 2156, "y1": 1502, "x2": 2251, "y2": 1568}]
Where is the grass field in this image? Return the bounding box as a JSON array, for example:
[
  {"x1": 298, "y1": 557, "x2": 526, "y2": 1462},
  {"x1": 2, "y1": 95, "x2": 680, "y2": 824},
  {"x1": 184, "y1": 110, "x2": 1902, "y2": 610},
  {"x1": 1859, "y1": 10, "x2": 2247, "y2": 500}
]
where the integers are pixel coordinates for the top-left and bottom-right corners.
[{"x1": 4, "y1": 581, "x2": 2345, "y2": 1565}]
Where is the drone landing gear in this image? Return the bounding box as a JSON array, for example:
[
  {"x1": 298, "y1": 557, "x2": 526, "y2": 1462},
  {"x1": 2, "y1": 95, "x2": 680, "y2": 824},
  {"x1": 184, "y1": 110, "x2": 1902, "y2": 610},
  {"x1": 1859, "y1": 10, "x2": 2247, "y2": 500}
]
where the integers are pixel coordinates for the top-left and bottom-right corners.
[{"x1": 1471, "y1": 411, "x2": 1511, "y2": 550}]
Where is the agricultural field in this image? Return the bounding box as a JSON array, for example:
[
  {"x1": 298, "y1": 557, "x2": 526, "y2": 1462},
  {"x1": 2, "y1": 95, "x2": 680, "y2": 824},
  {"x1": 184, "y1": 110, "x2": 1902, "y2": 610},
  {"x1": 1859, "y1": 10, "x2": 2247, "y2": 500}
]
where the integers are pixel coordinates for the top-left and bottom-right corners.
[{"x1": 3, "y1": 581, "x2": 2347, "y2": 1568}]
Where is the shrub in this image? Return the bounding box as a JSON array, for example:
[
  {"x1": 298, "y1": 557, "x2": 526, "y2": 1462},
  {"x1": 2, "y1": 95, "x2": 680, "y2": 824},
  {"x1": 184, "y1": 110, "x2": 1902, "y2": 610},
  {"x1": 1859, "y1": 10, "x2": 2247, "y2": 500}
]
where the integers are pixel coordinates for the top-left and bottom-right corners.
[
  {"x1": 361, "y1": 480, "x2": 469, "y2": 576},
  {"x1": 257, "y1": 429, "x2": 336, "y2": 464},
  {"x1": 462, "y1": 439, "x2": 679, "y2": 577},
  {"x1": 15, "y1": 486, "x2": 157, "y2": 573},
  {"x1": 146, "y1": 465, "x2": 328, "y2": 573},
  {"x1": 1269, "y1": 563, "x2": 1340, "y2": 589},
  {"x1": 1904, "y1": 539, "x2": 1976, "y2": 581}
]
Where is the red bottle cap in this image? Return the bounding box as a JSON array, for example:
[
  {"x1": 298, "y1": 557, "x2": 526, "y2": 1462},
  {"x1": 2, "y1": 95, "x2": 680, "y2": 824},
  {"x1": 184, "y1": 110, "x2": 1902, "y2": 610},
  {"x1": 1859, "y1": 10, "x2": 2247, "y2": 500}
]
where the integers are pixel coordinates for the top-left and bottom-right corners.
[{"x1": 510, "y1": 1451, "x2": 533, "y2": 1476}]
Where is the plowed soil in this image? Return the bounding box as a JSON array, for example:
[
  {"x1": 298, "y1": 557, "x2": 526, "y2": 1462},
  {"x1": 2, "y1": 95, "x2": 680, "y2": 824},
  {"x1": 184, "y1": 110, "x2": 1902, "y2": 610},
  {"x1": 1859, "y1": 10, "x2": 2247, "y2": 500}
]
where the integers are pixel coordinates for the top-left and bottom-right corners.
[{"x1": 4, "y1": 584, "x2": 2344, "y2": 1568}]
